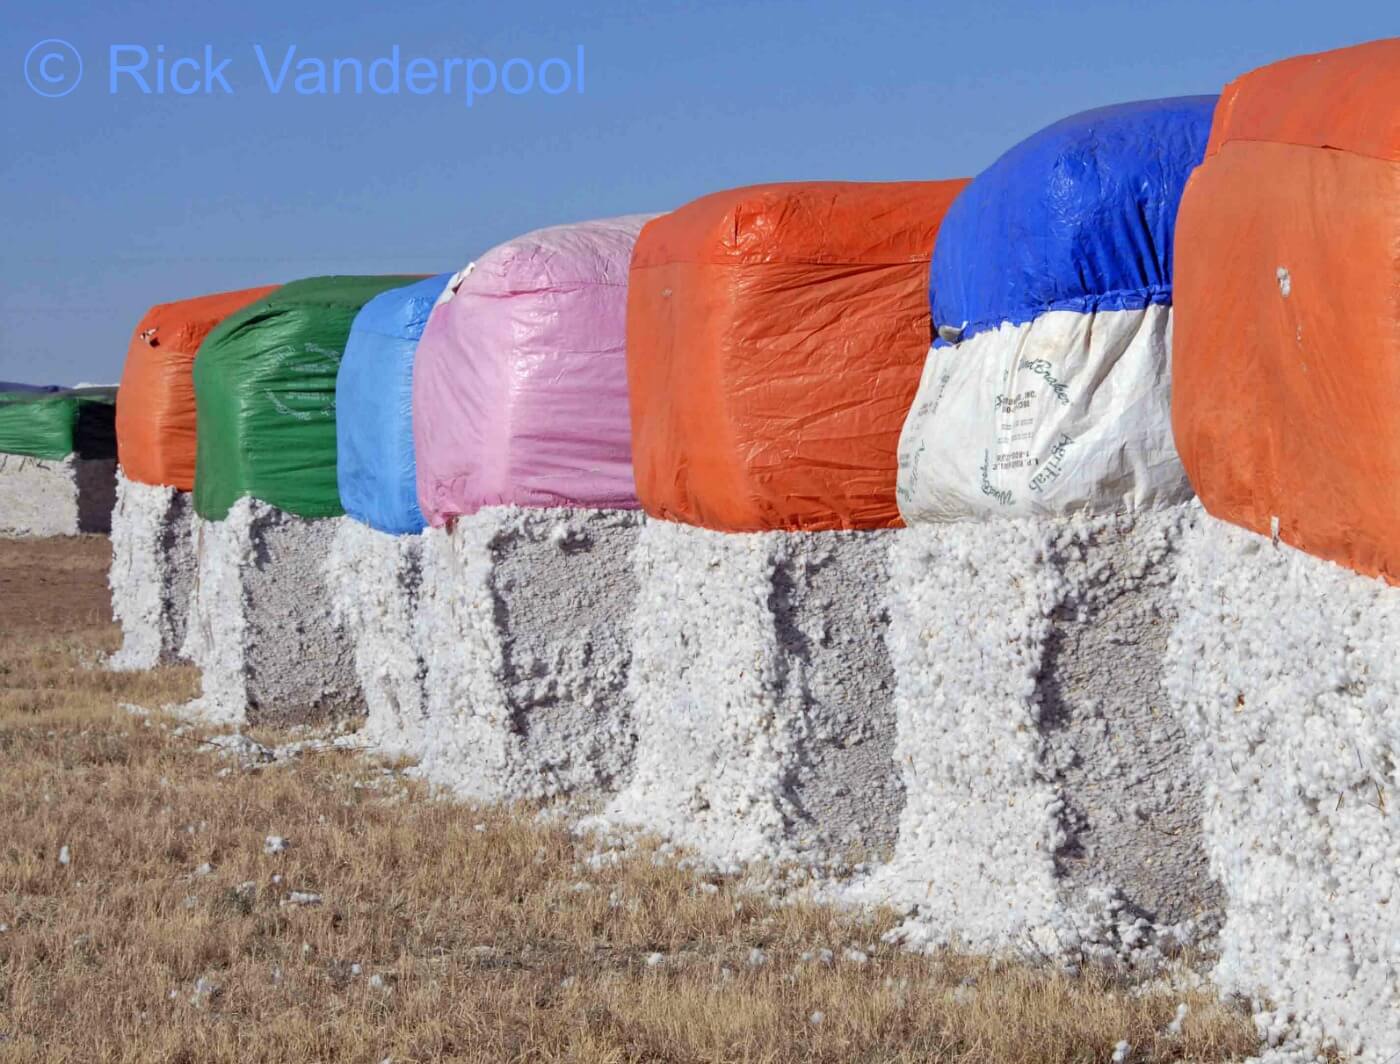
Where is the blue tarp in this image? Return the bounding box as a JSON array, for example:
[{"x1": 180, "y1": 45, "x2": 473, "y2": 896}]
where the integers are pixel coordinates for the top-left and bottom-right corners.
[
  {"x1": 336, "y1": 273, "x2": 452, "y2": 534},
  {"x1": 929, "y1": 96, "x2": 1217, "y2": 344}
]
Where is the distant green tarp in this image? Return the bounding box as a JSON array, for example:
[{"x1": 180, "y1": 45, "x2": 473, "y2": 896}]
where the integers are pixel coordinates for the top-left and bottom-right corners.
[
  {"x1": 193, "y1": 276, "x2": 421, "y2": 521},
  {"x1": 0, "y1": 387, "x2": 117, "y2": 461}
]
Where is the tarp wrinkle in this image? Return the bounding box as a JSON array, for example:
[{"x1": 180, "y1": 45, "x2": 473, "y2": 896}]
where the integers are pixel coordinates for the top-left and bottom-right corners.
[{"x1": 628, "y1": 180, "x2": 968, "y2": 533}]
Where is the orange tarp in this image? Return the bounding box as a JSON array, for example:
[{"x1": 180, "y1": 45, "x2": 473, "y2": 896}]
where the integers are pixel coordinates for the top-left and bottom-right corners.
[
  {"x1": 627, "y1": 180, "x2": 968, "y2": 532},
  {"x1": 1203, "y1": 38, "x2": 1399, "y2": 162},
  {"x1": 117, "y1": 286, "x2": 278, "y2": 490},
  {"x1": 1173, "y1": 39, "x2": 1400, "y2": 582}
]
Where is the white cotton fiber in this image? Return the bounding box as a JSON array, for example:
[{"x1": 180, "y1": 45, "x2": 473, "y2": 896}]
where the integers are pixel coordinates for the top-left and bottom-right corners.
[
  {"x1": 1166, "y1": 511, "x2": 1400, "y2": 1060},
  {"x1": 848, "y1": 504, "x2": 1218, "y2": 967},
  {"x1": 108, "y1": 471, "x2": 195, "y2": 670},
  {"x1": 0, "y1": 453, "x2": 116, "y2": 537},
  {"x1": 409, "y1": 507, "x2": 640, "y2": 802},
  {"x1": 600, "y1": 520, "x2": 902, "y2": 866},
  {"x1": 325, "y1": 519, "x2": 430, "y2": 757},
  {"x1": 179, "y1": 499, "x2": 362, "y2": 727}
]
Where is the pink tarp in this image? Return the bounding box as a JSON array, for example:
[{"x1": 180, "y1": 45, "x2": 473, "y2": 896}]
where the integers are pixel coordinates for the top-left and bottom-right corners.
[{"x1": 414, "y1": 215, "x2": 655, "y2": 526}]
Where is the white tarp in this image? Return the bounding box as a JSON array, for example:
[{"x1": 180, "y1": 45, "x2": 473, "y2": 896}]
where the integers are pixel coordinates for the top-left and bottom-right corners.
[{"x1": 895, "y1": 305, "x2": 1192, "y2": 522}]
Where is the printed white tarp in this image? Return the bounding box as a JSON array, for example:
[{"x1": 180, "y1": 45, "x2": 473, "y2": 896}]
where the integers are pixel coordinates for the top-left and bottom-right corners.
[{"x1": 898, "y1": 307, "x2": 1190, "y2": 520}]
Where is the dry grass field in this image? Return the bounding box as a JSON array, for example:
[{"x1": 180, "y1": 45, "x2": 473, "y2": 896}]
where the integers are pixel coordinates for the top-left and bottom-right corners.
[{"x1": 0, "y1": 536, "x2": 1261, "y2": 1063}]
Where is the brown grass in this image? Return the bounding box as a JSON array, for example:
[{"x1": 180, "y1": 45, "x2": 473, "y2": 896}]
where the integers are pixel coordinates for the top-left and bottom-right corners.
[{"x1": 0, "y1": 537, "x2": 1260, "y2": 1063}]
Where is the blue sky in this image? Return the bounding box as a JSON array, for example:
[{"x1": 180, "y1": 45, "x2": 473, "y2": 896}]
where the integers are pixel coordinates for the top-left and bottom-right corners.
[{"x1": 1, "y1": 1, "x2": 1393, "y2": 383}]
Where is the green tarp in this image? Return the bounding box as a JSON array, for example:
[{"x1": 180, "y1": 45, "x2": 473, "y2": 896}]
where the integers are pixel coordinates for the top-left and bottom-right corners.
[
  {"x1": 193, "y1": 276, "x2": 421, "y2": 521},
  {"x1": 0, "y1": 387, "x2": 117, "y2": 461}
]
